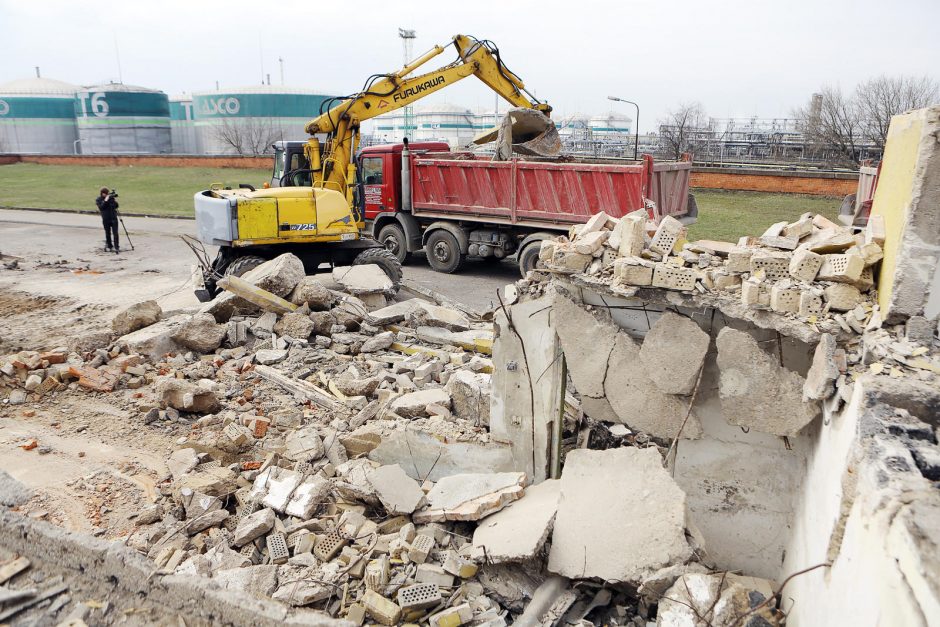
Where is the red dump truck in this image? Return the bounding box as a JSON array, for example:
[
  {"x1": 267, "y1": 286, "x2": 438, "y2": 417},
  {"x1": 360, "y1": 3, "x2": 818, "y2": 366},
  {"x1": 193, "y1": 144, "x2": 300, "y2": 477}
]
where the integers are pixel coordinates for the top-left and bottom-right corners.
[{"x1": 273, "y1": 140, "x2": 696, "y2": 275}]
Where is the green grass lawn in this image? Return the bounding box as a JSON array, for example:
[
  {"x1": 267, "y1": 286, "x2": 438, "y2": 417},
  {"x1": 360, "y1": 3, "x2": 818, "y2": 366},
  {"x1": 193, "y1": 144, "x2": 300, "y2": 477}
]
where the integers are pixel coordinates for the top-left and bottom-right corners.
[
  {"x1": 0, "y1": 164, "x2": 843, "y2": 235},
  {"x1": 686, "y1": 189, "x2": 842, "y2": 242},
  {"x1": 0, "y1": 163, "x2": 270, "y2": 217}
]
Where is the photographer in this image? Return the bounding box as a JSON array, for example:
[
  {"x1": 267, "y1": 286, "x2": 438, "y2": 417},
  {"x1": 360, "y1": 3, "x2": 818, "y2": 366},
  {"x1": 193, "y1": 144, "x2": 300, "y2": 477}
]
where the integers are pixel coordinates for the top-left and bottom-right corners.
[{"x1": 96, "y1": 187, "x2": 120, "y2": 253}]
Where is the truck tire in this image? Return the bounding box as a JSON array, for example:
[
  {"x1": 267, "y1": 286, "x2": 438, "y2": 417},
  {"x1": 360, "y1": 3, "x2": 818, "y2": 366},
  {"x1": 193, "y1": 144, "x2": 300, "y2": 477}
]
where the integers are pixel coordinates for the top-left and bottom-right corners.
[
  {"x1": 353, "y1": 247, "x2": 403, "y2": 289},
  {"x1": 426, "y1": 230, "x2": 466, "y2": 274},
  {"x1": 517, "y1": 242, "x2": 543, "y2": 277},
  {"x1": 377, "y1": 224, "x2": 411, "y2": 265},
  {"x1": 224, "y1": 255, "x2": 266, "y2": 278}
]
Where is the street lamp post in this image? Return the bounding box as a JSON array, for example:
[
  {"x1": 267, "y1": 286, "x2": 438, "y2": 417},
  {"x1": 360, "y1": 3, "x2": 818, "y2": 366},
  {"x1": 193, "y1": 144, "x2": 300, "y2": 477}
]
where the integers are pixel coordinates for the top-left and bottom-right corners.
[{"x1": 607, "y1": 96, "x2": 640, "y2": 160}]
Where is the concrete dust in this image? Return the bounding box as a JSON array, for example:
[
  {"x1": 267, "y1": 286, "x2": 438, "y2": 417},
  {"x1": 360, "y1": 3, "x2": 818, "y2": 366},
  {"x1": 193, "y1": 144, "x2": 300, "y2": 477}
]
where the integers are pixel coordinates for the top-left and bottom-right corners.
[
  {"x1": 0, "y1": 390, "x2": 179, "y2": 536},
  {"x1": 0, "y1": 291, "x2": 111, "y2": 354}
]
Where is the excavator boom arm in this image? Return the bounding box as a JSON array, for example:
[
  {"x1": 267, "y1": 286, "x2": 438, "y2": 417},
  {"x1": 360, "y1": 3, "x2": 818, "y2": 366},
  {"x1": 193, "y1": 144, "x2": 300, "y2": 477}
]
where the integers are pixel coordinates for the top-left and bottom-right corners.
[
  {"x1": 303, "y1": 34, "x2": 551, "y2": 197},
  {"x1": 305, "y1": 34, "x2": 550, "y2": 135}
]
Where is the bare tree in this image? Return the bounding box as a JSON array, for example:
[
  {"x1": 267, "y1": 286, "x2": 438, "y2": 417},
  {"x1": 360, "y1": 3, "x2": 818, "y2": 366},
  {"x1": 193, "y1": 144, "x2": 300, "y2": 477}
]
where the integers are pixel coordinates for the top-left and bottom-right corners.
[
  {"x1": 796, "y1": 86, "x2": 863, "y2": 167},
  {"x1": 657, "y1": 102, "x2": 707, "y2": 160},
  {"x1": 212, "y1": 117, "x2": 283, "y2": 155},
  {"x1": 855, "y1": 75, "x2": 939, "y2": 150}
]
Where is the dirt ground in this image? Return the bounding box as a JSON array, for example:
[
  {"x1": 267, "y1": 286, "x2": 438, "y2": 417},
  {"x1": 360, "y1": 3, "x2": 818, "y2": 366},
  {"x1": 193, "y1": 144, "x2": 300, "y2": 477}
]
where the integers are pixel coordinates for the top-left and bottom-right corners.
[{"x1": 0, "y1": 207, "x2": 515, "y2": 538}]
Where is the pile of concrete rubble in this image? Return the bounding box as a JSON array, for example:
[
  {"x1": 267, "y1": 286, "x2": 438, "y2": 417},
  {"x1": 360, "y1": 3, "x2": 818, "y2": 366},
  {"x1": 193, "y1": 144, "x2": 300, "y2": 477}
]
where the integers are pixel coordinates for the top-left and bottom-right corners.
[
  {"x1": 3, "y1": 254, "x2": 765, "y2": 626},
  {"x1": 3, "y1": 220, "x2": 937, "y2": 625},
  {"x1": 541, "y1": 210, "x2": 887, "y2": 335},
  {"x1": 536, "y1": 209, "x2": 939, "y2": 404}
]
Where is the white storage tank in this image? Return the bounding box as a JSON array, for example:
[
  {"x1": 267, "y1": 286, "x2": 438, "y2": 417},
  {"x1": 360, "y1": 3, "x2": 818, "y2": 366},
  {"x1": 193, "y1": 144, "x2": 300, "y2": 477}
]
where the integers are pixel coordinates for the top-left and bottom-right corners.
[
  {"x1": 169, "y1": 95, "x2": 200, "y2": 154},
  {"x1": 192, "y1": 85, "x2": 334, "y2": 155},
  {"x1": 588, "y1": 110, "x2": 633, "y2": 140},
  {"x1": 0, "y1": 77, "x2": 79, "y2": 154},
  {"x1": 374, "y1": 102, "x2": 475, "y2": 148},
  {"x1": 74, "y1": 83, "x2": 171, "y2": 154}
]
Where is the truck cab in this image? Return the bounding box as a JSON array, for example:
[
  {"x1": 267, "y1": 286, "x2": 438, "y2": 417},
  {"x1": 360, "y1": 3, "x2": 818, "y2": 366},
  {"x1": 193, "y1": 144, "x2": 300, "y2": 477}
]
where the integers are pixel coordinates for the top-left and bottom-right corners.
[{"x1": 356, "y1": 142, "x2": 451, "y2": 219}]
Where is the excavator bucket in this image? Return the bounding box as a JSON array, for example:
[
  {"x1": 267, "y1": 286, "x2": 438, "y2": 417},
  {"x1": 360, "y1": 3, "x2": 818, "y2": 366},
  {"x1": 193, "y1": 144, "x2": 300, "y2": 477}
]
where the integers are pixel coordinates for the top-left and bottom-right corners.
[{"x1": 473, "y1": 108, "x2": 561, "y2": 160}]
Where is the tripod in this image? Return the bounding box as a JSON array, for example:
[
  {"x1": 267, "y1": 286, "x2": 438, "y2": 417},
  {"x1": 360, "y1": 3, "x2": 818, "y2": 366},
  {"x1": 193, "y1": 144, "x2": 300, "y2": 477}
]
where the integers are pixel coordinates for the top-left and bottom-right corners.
[{"x1": 116, "y1": 211, "x2": 135, "y2": 251}]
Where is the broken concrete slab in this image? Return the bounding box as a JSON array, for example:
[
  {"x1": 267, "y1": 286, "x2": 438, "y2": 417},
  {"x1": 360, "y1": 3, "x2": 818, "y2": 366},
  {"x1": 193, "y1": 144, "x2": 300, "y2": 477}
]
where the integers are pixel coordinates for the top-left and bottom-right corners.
[
  {"x1": 174, "y1": 466, "x2": 237, "y2": 498},
  {"x1": 117, "y1": 314, "x2": 187, "y2": 359},
  {"x1": 171, "y1": 313, "x2": 226, "y2": 354},
  {"x1": 233, "y1": 508, "x2": 275, "y2": 547},
  {"x1": 417, "y1": 486, "x2": 524, "y2": 523},
  {"x1": 638, "y1": 311, "x2": 710, "y2": 395},
  {"x1": 112, "y1": 300, "x2": 161, "y2": 336},
  {"x1": 282, "y1": 426, "x2": 324, "y2": 462},
  {"x1": 368, "y1": 430, "x2": 516, "y2": 482},
  {"x1": 241, "y1": 253, "x2": 305, "y2": 297},
  {"x1": 284, "y1": 475, "x2": 332, "y2": 519},
  {"x1": 548, "y1": 447, "x2": 692, "y2": 584},
  {"x1": 249, "y1": 466, "x2": 303, "y2": 513},
  {"x1": 368, "y1": 464, "x2": 426, "y2": 515},
  {"x1": 365, "y1": 299, "x2": 423, "y2": 326},
  {"x1": 212, "y1": 564, "x2": 278, "y2": 599},
  {"x1": 333, "y1": 264, "x2": 393, "y2": 295},
  {"x1": 272, "y1": 312, "x2": 316, "y2": 340},
  {"x1": 185, "y1": 508, "x2": 229, "y2": 534},
  {"x1": 411, "y1": 301, "x2": 471, "y2": 332},
  {"x1": 804, "y1": 333, "x2": 840, "y2": 401},
  {"x1": 472, "y1": 479, "x2": 560, "y2": 563},
  {"x1": 444, "y1": 370, "x2": 491, "y2": 426},
  {"x1": 554, "y1": 293, "x2": 702, "y2": 439},
  {"x1": 156, "y1": 377, "x2": 221, "y2": 413},
  {"x1": 390, "y1": 388, "x2": 451, "y2": 418},
  {"x1": 425, "y1": 472, "x2": 526, "y2": 514},
  {"x1": 254, "y1": 349, "x2": 287, "y2": 365},
  {"x1": 552, "y1": 293, "x2": 616, "y2": 400},
  {"x1": 289, "y1": 276, "x2": 333, "y2": 310},
  {"x1": 359, "y1": 331, "x2": 394, "y2": 354},
  {"x1": 716, "y1": 327, "x2": 819, "y2": 436}
]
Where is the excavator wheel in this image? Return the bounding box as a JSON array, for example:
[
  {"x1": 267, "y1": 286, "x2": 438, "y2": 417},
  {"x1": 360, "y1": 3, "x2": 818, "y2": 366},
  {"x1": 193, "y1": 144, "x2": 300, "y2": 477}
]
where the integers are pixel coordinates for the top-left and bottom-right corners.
[
  {"x1": 352, "y1": 247, "x2": 403, "y2": 290},
  {"x1": 224, "y1": 255, "x2": 266, "y2": 278}
]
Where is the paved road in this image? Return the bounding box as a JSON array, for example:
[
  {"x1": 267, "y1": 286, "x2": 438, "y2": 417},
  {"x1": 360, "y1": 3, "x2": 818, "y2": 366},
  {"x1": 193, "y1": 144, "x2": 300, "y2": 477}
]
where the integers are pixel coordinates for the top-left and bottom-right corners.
[{"x1": 0, "y1": 209, "x2": 517, "y2": 313}]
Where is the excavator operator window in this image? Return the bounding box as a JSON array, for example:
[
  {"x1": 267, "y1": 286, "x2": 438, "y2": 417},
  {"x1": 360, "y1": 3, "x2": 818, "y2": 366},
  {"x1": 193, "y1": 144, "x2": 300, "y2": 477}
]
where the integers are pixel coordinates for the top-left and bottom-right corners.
[
  {"x1": 287, "y1": 152, "x2": 311, "y2": 186},
  {"x1": 361, "y1": 157, "x2": 383, "y2": 185}
]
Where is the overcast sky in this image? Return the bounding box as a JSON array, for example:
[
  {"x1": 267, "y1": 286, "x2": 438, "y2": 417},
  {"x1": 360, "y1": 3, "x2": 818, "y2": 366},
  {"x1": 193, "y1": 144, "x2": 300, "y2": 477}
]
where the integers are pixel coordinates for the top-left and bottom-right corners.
[{"x1": 2, "y1": 0, "x2": 938, "y2": 132}]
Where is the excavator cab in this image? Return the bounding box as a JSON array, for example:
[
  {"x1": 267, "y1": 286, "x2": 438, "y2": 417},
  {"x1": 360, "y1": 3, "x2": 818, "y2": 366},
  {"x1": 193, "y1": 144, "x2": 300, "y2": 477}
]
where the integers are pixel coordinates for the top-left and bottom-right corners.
[{"x1": 271, "y1": 140, "x2": 322, "y2": 188}]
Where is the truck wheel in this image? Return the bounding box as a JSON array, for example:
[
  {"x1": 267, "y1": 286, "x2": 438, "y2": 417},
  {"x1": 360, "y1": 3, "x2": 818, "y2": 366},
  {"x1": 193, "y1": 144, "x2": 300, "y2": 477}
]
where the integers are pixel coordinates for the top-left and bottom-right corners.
[
  {"x1": 224, "y1": 255, "x2": 266, "y2": 277},
  {"x1": 353, "y1": 247, "x2": 403, "y2": 289},
  {"x1": 426, "y1": 230, "x2": 466, "y2": 274},
  {"x1": 378, "y1": 224, "x2": 411, "y2": 265},
  {"x1": 517, "y1": 242, "x2": 544, "y2": 277}
]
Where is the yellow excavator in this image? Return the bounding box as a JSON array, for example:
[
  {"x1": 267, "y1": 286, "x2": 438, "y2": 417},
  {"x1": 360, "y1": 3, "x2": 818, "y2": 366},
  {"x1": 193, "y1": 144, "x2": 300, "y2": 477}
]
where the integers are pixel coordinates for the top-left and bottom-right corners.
[{"x1": 192, "y1": 34, "x2": 552, "y2": 301}]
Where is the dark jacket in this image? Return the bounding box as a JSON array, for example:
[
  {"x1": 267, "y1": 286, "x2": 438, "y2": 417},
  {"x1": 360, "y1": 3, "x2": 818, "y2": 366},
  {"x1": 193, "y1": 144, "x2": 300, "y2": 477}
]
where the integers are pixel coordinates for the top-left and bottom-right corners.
[{"x1": 96, "y1": 194, "x2": 119, "y2": 219}]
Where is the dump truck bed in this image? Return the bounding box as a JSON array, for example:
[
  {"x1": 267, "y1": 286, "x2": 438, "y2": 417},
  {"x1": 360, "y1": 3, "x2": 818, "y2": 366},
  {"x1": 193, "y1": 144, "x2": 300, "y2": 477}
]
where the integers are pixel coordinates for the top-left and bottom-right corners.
[{"x1": 410, "y1": 154, "x2": 692, "y2": 228}]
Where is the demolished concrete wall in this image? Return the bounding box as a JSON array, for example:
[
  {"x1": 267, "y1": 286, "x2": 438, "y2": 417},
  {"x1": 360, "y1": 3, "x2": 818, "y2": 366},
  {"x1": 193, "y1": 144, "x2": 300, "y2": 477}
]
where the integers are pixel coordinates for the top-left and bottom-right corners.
[
  {"x1": 529, "y1": 282, "x2": 814, "y2": 580},
  {"x1": 490, "y1": 288, "x2": 563, "y2": 483},
  {"x1": 870, "y1": 106, "x2": 940, "y2": 322},
  {"x1": 782, "y1": 377, "x2": 940, "y2": 626}
]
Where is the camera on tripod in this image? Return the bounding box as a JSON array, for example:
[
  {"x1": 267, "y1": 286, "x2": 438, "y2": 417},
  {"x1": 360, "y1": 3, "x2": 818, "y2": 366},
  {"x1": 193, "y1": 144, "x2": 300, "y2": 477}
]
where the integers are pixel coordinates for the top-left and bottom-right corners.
[{"x1": 107, "y1": 189, "x2": 119, "y2": 199}]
